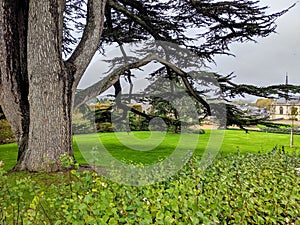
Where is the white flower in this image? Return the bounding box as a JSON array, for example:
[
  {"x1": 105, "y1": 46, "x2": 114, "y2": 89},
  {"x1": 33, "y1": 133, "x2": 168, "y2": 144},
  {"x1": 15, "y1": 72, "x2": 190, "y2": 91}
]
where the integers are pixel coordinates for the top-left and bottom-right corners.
[
  {"x1": 295, "y1": 168, "x2": 300, "y2": 175},
  {"x1": 142, "y1": 197, "x2": 150, "y2": 205},
  {"x1": 285, "y1": 217, "x2": 290, "y2": 223}
]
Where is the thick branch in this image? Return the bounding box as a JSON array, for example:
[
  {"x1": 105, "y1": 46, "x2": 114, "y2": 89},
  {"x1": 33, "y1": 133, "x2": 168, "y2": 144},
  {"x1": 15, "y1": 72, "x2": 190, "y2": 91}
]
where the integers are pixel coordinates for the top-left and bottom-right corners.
[
  {"x1": 152, "y1": 56, "x2": 211, "y2": 116},
  {"x1": 74, "y1": 53, "x2": 156, "y2": 108},
  {"x1": 75, "y1": 53, "x2": 211, "y2": 116},
  {"x1": 67, "y1": 0, "x2": 107, "y2": 84},
  {"x1": 219, "y1": 76, "x2": 300, "y2": 99},
  {"x1": 107, "y1": 0, "x2": 164, "y2": 41},
  {"x1": 96, "y1": 102, "x2": 191, "y2": 128}
]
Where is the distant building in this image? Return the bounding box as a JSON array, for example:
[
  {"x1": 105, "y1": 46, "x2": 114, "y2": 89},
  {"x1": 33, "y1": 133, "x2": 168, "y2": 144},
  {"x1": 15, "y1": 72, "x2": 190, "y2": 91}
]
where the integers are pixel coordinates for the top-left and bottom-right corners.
[
  {"x1": 235, "y1": 103, "x2": 269, "y2": 118},
  {"x1": 270, "y1": 98, "x2": 300, "y2": 120}
]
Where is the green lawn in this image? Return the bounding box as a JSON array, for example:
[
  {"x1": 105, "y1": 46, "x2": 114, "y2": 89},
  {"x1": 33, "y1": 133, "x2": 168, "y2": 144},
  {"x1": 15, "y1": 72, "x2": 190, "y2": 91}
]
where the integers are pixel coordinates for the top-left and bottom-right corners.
[
  {"x1": 1, "y1": 129, "x2": 299, "y2": 170},
  {"x1": 1, "y1": 130, "x2": 300, "y2": 224}
]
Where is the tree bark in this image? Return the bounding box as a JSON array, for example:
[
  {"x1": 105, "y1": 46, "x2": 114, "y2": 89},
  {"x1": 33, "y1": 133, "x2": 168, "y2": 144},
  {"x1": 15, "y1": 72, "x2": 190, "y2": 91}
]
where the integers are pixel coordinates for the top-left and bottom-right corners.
[
  {"x1": 15, "y1": 0, "x2": 73, "y2": 171},
  {"x1": 0, "y1": 0, "x2": 30, "y2": 163},
  {"x1": 0, "y1": 0, "x2": 106, "y2": 172}
]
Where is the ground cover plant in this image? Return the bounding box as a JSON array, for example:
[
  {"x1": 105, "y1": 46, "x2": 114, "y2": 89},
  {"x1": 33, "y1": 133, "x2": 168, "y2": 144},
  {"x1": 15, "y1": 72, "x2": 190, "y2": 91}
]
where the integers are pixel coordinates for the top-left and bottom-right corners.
[
  {"x1": 0, "y1": 130, "x2": 299, "y2": 224},
  {"x1": 0, "y1": 148, "x2": 299, "y2": 224}
]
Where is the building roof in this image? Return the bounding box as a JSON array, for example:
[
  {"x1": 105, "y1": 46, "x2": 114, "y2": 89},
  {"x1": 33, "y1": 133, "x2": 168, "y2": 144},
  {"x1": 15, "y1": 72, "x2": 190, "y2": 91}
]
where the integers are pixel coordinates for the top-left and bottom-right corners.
[
  {"x1": 276, "y1": 98, "x2": 287, "y2": 104},
  {"x1": 273, "y1": 97, "x2": 300, "y2": 105}
]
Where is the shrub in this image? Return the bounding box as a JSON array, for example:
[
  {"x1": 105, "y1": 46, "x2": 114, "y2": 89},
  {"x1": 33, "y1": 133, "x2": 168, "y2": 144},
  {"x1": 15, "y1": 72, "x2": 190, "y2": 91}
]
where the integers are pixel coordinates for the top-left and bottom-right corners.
[
  {"x1": 260, "y1": 127, "x2": 300, "y2": 135},
  {"x1": 96, "y1": 122, "x2": 114, "y2": 132},
  {"x1": 1, "y1": 149, "x2": 299, "y2": 224},
  {"x1": 129, "y1": 116, "x2": 149, "y2": 131},
  {"x1": 72, "y1": 111, "x2": 95, "y2": 134},
  {"x1": 0, "y1": 119, "x2": 15, "y2": 144}
]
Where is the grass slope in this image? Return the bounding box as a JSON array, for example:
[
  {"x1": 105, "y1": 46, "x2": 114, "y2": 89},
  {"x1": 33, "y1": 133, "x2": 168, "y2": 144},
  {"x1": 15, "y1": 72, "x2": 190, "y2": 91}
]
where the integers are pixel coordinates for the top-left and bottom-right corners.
[{"x1": 0, "y1": 130, "x2": 299, "y2": 171}]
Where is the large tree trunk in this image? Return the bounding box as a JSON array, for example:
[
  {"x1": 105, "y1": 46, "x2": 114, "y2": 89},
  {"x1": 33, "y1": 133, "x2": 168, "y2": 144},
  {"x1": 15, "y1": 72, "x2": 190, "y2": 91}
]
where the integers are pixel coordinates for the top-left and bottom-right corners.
[
  {"x1": 20, "y1": 76, "x2": 74, "y2": 171},
  {"x1": 1, "y1": 0, "x2": 72, "y2": 172},
  {"x1": 0, "y1": 0, "x2": 106, "y2": 172},
  {"x1": 15, "y1": 1, "x2": 74, "y2": 171},
  {"x1": 14, "y1": 79, "x2": 74, "y2": 171},
  {"x1": 0, "y1": 0, "x2": 30, "y2": 163}
]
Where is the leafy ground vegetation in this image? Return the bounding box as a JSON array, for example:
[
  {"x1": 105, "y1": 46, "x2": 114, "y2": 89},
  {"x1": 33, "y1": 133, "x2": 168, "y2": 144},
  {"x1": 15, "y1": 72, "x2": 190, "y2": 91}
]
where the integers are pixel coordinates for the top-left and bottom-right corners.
[
  {"x1": 0, "y1": 130, "x2": 300, "y2": 224},
  {"x1": 0, "y1": 149, "x2": 299, "y2": 224}
]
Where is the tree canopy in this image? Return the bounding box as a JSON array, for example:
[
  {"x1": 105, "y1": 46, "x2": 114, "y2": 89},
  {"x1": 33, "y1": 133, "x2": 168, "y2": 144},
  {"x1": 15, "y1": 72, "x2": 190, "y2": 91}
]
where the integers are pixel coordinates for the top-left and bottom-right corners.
[
  {"x1": 0, "y1": 0, "x2": 299, "y2": 171},
  {"x1": 70, "y1": 0, "x2": 298, "y2": 130}
]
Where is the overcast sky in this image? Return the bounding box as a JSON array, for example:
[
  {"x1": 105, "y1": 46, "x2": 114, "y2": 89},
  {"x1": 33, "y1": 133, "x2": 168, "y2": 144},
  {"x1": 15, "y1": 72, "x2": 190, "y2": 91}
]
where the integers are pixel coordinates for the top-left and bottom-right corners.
[
  {"x1": 80, "y1": 0, "x2": 300, "y2": 93},
  {"x1": 211, "y1": 0, "x2": 300, "y2": 86}
]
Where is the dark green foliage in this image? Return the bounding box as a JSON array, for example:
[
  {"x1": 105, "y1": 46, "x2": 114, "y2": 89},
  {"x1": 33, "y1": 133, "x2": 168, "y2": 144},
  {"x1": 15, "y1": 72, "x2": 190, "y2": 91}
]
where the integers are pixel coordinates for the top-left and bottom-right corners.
[
  {"x1": 96, "y1": 122, "x2": 114, "y2": 132},
  {"x1": 260, "y1": 127, "x2": 300, "y2": 135},
  {"x1": 63, "y1": 0, "x2": 300, "y2": 130},
  {"x1": 0, "y1": 112, "x2": 15, "y2": 144},
  {"x1": 128, "y1": 113, "x2": 149, "y2": 131},
  {"x1": 218, "y1": 73, "x2": 300, "y2": 100},
  {"x1": 0, "y1": 106, "x2": 5, "y2": 120},
  {"x1": 93, "y1": 107, "x2": 114, "y2": 132},
  {"x1": 63, "y1": 0, "x2": 87, "y2": 57},
  {"x1": 225, "y1": 104, "x2": 271, "y2": 132},
  {"x1": 100, "y1": 0, "x2": 292, "y2": 61},
  {"x1": 72, "y1": 109, "x2": 95, "y2": 134},
  {"x1": 0, "y1": 105, "x2": 14, "y2": 144},
  {"x1": 94, "y1": 108, "x2": 112, "y2": 124},
  {"x1": 93, "y1": 104, "x2": 183, "y2": 132}
]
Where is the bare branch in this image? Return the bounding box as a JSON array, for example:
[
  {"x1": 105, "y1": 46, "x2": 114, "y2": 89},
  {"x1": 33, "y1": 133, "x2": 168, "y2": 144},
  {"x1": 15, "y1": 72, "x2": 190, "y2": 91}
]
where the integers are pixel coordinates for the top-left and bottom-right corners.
[{"x1": 67, "y1": 0, "x2": 107, "y2": 84}]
